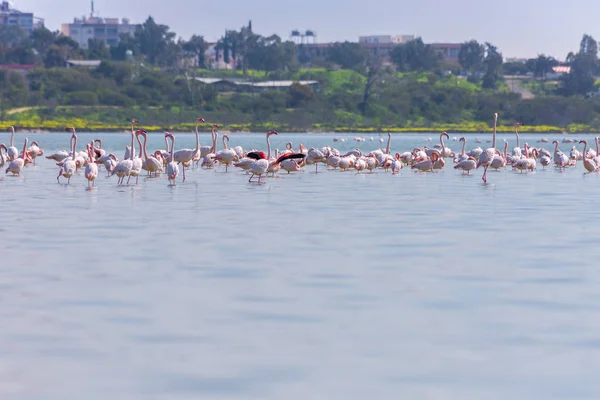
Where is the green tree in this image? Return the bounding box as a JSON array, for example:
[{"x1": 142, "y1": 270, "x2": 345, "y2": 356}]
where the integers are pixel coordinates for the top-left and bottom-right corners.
[
  {"x1": 136, "y1": 16, "x2": 176, "y2": 65},
  {"x1": 87, "y1": 38, "x2": 111, "y2": 60},
  {"x1": 559, "y1": 34, "x2": 599, "y2": 96},
  {"x1": 0, "y1": 25, "x2": 28, "y2": 47},
  {"x1": 325, "y1": 42, "x2": 366, "y2": 70},
  {"x1": 533, "y1": 55, "x2": 558, "y2": 80},
  {"x1": 32, "y1": 27, "x2": 56, "y2": 55},
  {"x1": 288, "y1": 82, "x2": 315, "y2": 107},
  {"x1": 181, "y1": 35, "x2": 208, "y2": 68},
  {"x1": 458, "y1": 40, "x2": 485, "y2": 78},
  {"x1": 481, "y1": 43, "x2": 503, "y2": 89},
  {"x1": 390, "y1": 38, "x2": 440, "y2": 72}
]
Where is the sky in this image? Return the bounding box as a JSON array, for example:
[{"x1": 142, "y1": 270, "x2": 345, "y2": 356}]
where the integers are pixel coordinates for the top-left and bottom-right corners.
[{"x1": 14, "y1": 0, "x2": 600, "y2": 60}]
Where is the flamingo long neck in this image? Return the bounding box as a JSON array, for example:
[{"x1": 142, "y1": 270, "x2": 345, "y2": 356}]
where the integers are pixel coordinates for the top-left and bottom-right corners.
[
  {"x1": 554, "y1": 142, "x2": 559, "y2": 153},
  {"x1": 170, "y1": 136, "x2": 175, "y2": 162},
  {"x1": 164, "y1": 135, "x2": 170, "y2": 153},
  {"x1": 385, "y1": 134, "x2": 391, "y2": 155},
  {"x1": 211, "y1": 131, "x2": 218, "y2": 153},
  {"x1": 461, "y1": 139, "x2": 466, "y2": 156},
  {"x1": 136, "y1": 133, "x2": 143, "y2": 160},
  {"x1": 492, "y1": 117, "x2": 497, "y2": 149},
  {"x1": 21, "y1": 138, "x2": 27, "y2": 159},
  {"x1": 503, "y1": 142, "x2": 508, "y2": 159},
  {"x1": 440, "y1": 134, "x2": 445, "y2": 153},
  {"x1": 222, "y1": 135, "x2": 227, "y2": 150},
  {"x1": 596, "y1": 137, "x2": 599, "y2": 155},
  {"x1": 72, "y1": 134, "x2": 77, "y2": 158},
  {"x1": 10, "y1": 127, "x2": 14, "y2": 146},
  {"x1": 130, "y1": 130, "x2": 135, "y2": 159},
  {"x1": 142, "y1": 135, "x2": 149, "y2": 161},
  {"x1": 88, "y1": 143, "x2": 94, "y2": 163},
  {"x1": 267, "y1": 134, "x2": 272, "y2": 159},
  {"x1": 515, "y1": 128, "x2": 520, "y2": 148},
  {"x1": 583, "y1": 142, "x2": 587, "y2": 159},
  {"x1": 194, "y1": 121, "x2": 200, "y2": 153}
]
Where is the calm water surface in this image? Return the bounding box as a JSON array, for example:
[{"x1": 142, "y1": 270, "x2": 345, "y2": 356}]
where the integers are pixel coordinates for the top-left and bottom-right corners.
[{"x1": 2, "y1": 131, "x2": 600, "y2": 399}]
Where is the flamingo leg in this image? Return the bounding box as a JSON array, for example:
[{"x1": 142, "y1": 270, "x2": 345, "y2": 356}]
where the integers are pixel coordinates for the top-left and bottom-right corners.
[
  {"x1": 248, "y1": 173, "x2": 254, "y2": 182},
  {"x1": 182, "y1": 164, "x2": 186, "y2": 182}
]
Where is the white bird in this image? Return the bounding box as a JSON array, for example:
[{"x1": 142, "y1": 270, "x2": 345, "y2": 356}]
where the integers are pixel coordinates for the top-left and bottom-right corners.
[
  {"x1": 7, "y1": 126, "x2": 18, "y2": 161},
  {"x1": 215, "y1": 134, "x2": 237, "y2": 172},
  {"x1": 128, "y1": 130, "x2": 144, "y2": 184},
  {"x1": 173, "y1": 117, "x2": 206, "y2": 182},
  {"x1": 57, "y1": 128, "x2": 78, "y2": 183},
  {"x1": 454, "y1": 156, "x2": 477, "y2": 174},
  {"x1": 0, "y1": 143, "x2": 7, "y2": 168},
  {"x1": 84, "y1": 142, "x2": 99, "y2": 187},
  {"x1": 165, "y1": 132, "x2": 179, "y2": 184},
  {"x1": 137, "y1": 130, "x2": 163, "y2": 177},
  {"x1": 248, "y1": 131, "x2": 277, "y2": 184},
  {"x1": 5, "y1": 137, "x2": 30, "y2": 176},
  {"x1": 112, "y1": 127, "x2": 135, "y2": 185},
  {"x1": 477, "y1": 113, "x2": 498, "y2": 183}
]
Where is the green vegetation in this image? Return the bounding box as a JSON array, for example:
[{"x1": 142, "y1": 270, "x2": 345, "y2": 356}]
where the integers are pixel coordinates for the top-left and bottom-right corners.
[{"x1": 0, "y1": 20, "x2": 599, "y2": 132}]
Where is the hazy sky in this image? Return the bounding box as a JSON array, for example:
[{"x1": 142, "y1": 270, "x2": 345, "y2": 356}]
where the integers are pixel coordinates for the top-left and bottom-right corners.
[{"x1": 15, "y1": 0, "x2": 600, "y2": 59}]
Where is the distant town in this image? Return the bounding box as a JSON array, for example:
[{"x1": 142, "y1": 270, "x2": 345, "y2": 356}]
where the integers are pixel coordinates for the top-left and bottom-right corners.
[{"x1": 0, "y1": 0, "x2": 597, "y2": 133}]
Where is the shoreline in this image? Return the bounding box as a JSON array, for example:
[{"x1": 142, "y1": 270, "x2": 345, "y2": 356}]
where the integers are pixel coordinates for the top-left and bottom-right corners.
[{"x1": 0, "y1": 126, "x2": 592, "y2": 134}]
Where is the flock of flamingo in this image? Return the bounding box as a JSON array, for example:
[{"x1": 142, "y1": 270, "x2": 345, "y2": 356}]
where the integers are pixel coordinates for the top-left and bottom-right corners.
[{"x1": 1, "y1": 113, "x2": 598, "y2": 187}]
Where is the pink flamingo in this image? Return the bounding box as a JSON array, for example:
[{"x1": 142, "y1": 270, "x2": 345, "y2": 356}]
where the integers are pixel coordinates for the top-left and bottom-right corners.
[
  {"x1": 85, "y1": 141, "x2": 99, "y2": 187},
  {"x1": 5, "y1": 137, "x2": 31, "y2": 175},
  {"x1": 477, "y1": 113, "x2": 498, "y2": 183},
  {"x1": 165, "y1": 132, "x2": 179, "y2": 184}
]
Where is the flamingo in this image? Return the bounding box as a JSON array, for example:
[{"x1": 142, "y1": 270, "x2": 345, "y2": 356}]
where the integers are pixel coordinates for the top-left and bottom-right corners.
[
  {"x1": 276, "y1": 152, "x2": 306, "y2": 173},
  {"x1": 490, "y1": 142, "x2": 508, "y2": 170},
  {"x1": 513, "y1": 122, "x2": 523, "y2": 158},
  {"x1": 454, "y1": 156, "x2": 477, "y2": 175},
  {"x1": 26, "y1": 141, "x2": 43, "y2": 165},
  {"x1": 454, "y1": 137, "x2": 468, "y2": 163},
  {"x1": 173, "y1": 117, "x2": 205, "y2": 181},
  {"x1": 477, "y1": 113, "x2": 498, "y2": 183},
  {"x1": 57, "y1": 128, "x2": 77, "y2": 183},
  {"x1": 5, "y1": 137, "x2": 30, "y2": 176},
  {"x1": 249, "y1": 131, "x2": 277, "y2": 184},
  {"x1": 104, "y1": 154, "x2": 118, "y2": 176},
  {"x1": 85, "y1": 142, "x2": 99, "y2": 187},
  {"x1": 93, "y1": 139, "x2": 106, "y2": 160},
  {"x1": 390, "y1": 153, "x2": 403, "y2": 174},
  {"x1": 124, "y1": 119, "x2": 139, "y2": 161},
  {"x1": 111, "y1": 126, "x2": 136, "y2": 185},
  {"x1": 579, "y1": 140, "x2": 598, "y2": 173},
  {"x1": 137, "y1": 130, "x2": 163, "y2": 177},
  {"x1": 552, "y1": 140, "x2": 569, "y2": 169},
  {"x1": 128, "y1": 130, "x2": 144, "y2": 184},
  {"x1": 305, "y1": 147, "x2": 326, "y2": 173},
  {"x1": 7, "y1": 126, "x2": 18, "y2": 161},
  {"x1": 165, "y1": 132, "x2": 179, "y2": 184},
  {"x1": 46, "y1": 150, "x2": 70, "y2": 162},
  {"x1": 411, "y1": 153, "x2": 439, "y2": 172},
  {"x1": 0, "y1": 143, "x2": 7, "y2": 168},
  {"x1": 215, "y1": 134, "x2": 237, "y2": 172},
  {"x1": 198, "y1": 123, "x2": 217, "y2": 163}
]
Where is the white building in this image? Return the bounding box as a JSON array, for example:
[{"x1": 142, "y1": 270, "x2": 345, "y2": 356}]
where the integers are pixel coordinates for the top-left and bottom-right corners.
[
  {"x1": 358, "y1": 35, "x2": 415, "y2": 45},
  {"x1": 0, "y1": 1, "x2": 43, "y2": 34},
  {"x1": 61, "y1": 16, "x2": 138, "y2": 49}
]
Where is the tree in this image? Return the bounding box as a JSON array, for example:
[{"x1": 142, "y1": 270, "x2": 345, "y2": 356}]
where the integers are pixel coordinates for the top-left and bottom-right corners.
[
  {"x1": 135, "y1": 16, "x2": 177, "y2": 65},
  {"x1": 181, "y1": 35, "x2": 208, "y2": 68},
  {"x1": 0, "y1": 25, "x2": 28, "y2": 47},
  {"x1": 325, "y1": 42, "x2": 366, "y2": 70},
  {"x1": 32, "y1": 27, "x2": 55, "y2": 55},
  {"x1": 87, "y1": 38, "x2": 110, "y2": 60},
  {"x1": 459, "y1": 40, "x2": 484, "y2": 78},
  {"x1": 559, "y1": 34, "x2": 599, "y2": 96},
  {"x1": 288, "y1": 82, "x2": 314, "y2": 107},
  {"x1": 533, "y1": 55, "x2": 558, "y2": 80},
  {"x1": 359, "y1": 57, "x2": 383, "y2": 115},
  {"x1": 44, "y1": 45, "x2": 67, "y2": 68},
  {"x1": 390, "y1": 38, "x2": 440, "y2": 72},
  {"x1": 481, "y1": 43, "x2": 503, "y2": 89}
]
